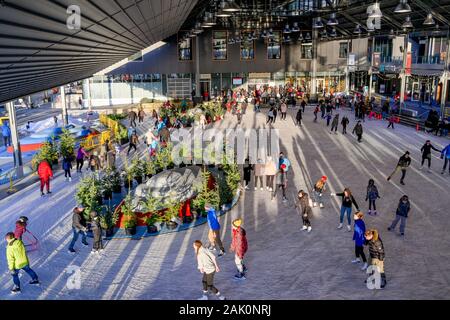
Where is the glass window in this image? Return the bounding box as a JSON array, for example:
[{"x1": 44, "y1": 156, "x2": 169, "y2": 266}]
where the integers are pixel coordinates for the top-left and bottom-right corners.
[
  {"x1": 128, "y1": 51, "x2": 143, "y2": 62},
  {"x1": 339, "y1": 43, "x2": 348, "y2": 59},
  {"x1": 240, "y1": 32, "x2": 254, "y2": 60},
  {"x1": 268, "y1": 31, "x2": 281, "y2": 59},
  {"x1": 178, "y1": 37, "x2": 192, "y2": 61},
  {"x1": 213, "y1": 31, "x2": 227, "y2": 60},
  {"x1": 301, "y1": 43, "x2": 312, "y2": 59}
]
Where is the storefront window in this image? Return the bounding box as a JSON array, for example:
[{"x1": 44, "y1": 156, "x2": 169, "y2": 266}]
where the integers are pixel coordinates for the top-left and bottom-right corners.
[
  {"x1": 213, "y1": 31, "x2": 227, "y2": 60},
  {"x1": 339, "y1": 43, "x2": 348, "y2": 59},
  {"x1": 240, "y1": 32, "x2": 255, "y2": 60},
  {"x1": 178, "y1": 37, "x2": 192, "y2": 61},
  {"x1": 301, "y1": 43, "x2": 312, "y2": 59},
  {"x1": 268, "y1": 32, "x2": 281, "y2": 59}
]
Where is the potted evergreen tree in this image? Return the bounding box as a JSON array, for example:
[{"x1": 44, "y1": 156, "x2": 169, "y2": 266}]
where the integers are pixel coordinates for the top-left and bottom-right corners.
[
  {"x1": 192, "y1": 168, "x2": 220, "y2": 218},
  {"x1": 59, "y1": 129, "x2": 76, "y2": 160},
  {"x1": 122, "y1": 194, "x2": 137, "y2": 236},
  {"x1": 75, "y1": 176, "x2": 103, "y2": 216},
  {"x1": 99, "y1": 204, "x2": 119, "y2": 237},
  {"x1": 142, "y1": 195, "x2": 162, "y2": 233}
]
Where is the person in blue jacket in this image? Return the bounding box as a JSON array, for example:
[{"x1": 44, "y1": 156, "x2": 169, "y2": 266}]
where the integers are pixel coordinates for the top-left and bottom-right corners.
[
  {"x1": 206, "y1": 204, "x2": 225, "y2": 257},
  {"x1": 441, "y1": 144, "x2": 450, "y2": 175},
  {"x1": 2, "y1": 121, "x2": 11, "y2": 148},
  {"x1": 352, "y1": 211, "x2": 368, "y2": 271},
  {"x1": 388, "y1": 195, "x2": 410, "y2": 236},
  {"x1": 278, "y1": 152, "x2": 291, "y2": 172}
]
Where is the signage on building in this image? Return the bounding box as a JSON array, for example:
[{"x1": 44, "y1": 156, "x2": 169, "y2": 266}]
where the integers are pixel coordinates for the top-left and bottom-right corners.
[
  {"x1": 348, "y1": 53, "x2": 356, "y2": 72},
  {"x1": 249, "y1": 73, "x2": 271, "y2": 79},
  {"x1": 406, "y1": 52, "x2": 412, "y2": 76},
  {"x1": 232, "y1": 77, "x2": 243, "y2": 85},
  {"x1": 200, "y1": 74, "x2": 211, "y2": 80},
  {"x1": 372, "y1": 52, "x2": 381, "y2": 68}
]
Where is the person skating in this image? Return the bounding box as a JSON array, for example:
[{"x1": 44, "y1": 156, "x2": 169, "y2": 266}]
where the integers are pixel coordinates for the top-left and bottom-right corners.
[
  {"x1": 14, "y1": 216, "x2": 28, "y2": 240},
  {"x1": 272, "y1": 106, "x2": 278, "y2": 123},
  {"x1": 420, "y1": 140, "x2": 441, "y2": 172},
  {"x1": 127, "y1": 132, "x2": 139, "y2": 155},
  {"x1": 272, "y1": 164, "x2": 288, "y2": 202},
  {"x1": 206, "y1": 204, "x2": 225, "y2": 256},
  {"x1": 76, "y1": 145, "x2": 88, "y2": 173},
  {"x1": 352, "y1": 120, "x2": 363, "y2": 142},
  {"x1": 194, "y1": 240, "x2": 225, "y2": 300},
  {"x1": 331, "y1": 188, "x2": 360, "y2": 232},
  {"x1": 387, "y1": 114, "x2": 395, "y2": 129},
  {"x1": 5, "y1": 232, "x2": 39, "y2": 293},
  {"x1": 441, "y1": 143, "x2": 450, "y2": 174},
  {"x1": 266, "y1": 107, "x2": 274, "y2": 125},
  {"x1": 229, "y1": 218, "x2": 248, "y2": 280},
  {"x1": 243, "y1": 158, "x2": 253, "y2": 190},
  {"x1": 341, "y1": 116, "x2": 349, "y2": 134},
  {"x1": 128, "y1": 109, "x2": 137, "y2": 127},
  {"x1": 89, "y1": 211, "x2": 103, "y2": 254},
  {"x1": 68, "y1": 206, "x2": 89, "y2": 253},
  {"x1": 280, "y1": 101, "x2": 287, "y2": 120},
  {"x1": 387, "y1": 151, "x2": 411, "y2": 185},
  {"x1": 325, "y1": 112, "x2": 332, "y2": 127},
  {"x1": 37, "y1": 160, "x2": 53, "y2": 196},
  {"x1": 62, "y1": 156, "x2": 73, "y2": 182},
  {"x1": 313, "y1": 105, "x2": 319, "y2": 122},
  {"x1": 301, "y1": 99, "x2": 306, "y2": 113},
  {"x1": 364, "y1": 229, "x2": 386, "y2": 289},
  {"x1": 295, "y1": 190, "x2": 313, "y2": 232},
  {"x1": 295, "y1": 108, "x2": 302, "y2": 127},
  {"x1": 138, "y1": 108, "x2": 146, "y2": 124},
  {"x1": 352, "y1": 211, "x2": 368, "y2": 270},
  {"x1": 264, "y1": 155, "x2": 277, "y2": 191},
  {"x1": 387, "y1": 195, "x2": 410, "y2": 236},
  {"x1": 330, "y1": 114, "x2": 340, "y2": 134},
  {"x1": 312, "y1": 176, "x2": 327, "y2": 208},
  {"x1": 253, "y1": 158, "x2": 265, "y2": 191},
  {"x1": 366, "y1": 179, "x2": 380, "y2": 215}
]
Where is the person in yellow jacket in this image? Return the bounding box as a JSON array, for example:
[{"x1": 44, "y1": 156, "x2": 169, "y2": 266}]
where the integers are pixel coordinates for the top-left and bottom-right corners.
[{"x1": 5, "y1": 232, "x2": 39, "y2": 293}]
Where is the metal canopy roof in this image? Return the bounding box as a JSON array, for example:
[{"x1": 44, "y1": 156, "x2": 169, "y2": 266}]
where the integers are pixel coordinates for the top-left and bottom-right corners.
[{"x1": 0, "y1": 0, "x2": 198, "y2": 103}]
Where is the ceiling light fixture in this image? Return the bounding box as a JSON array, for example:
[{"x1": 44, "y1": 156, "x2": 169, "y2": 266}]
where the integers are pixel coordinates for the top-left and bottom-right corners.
[
  {"x1": 313, "y1": 17, "x2": 324, "y2": 29},
  {"x1": 401, "y1": 16, "x2": 413, "y2": 29},
  {"x1": 353, "y1": 23, "x2": 363, "y2": 34},
  {"x1": 222, "y1": 0, "x2": 240, "y2": 13},
  {"x1": 394, "y1": 0, "x2": 412, "y2": 14},
  {"x1": 423, "y1": 13, "x2": 435, "y2": 26},
  {"x1": 327, "y1": 13, "x2": 339, "y2": 26}
]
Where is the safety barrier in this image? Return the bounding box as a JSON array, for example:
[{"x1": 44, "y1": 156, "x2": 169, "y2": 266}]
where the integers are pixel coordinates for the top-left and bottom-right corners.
[
  {"x1": 81, "y1": 130, "x2": 112, "y2": 151},
  {"x1": 99, "y1": 114, "x2": 121, "y2": 138}
]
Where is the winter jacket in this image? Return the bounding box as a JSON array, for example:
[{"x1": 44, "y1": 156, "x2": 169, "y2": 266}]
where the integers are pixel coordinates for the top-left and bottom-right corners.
[
  {"x1": 138, "y1": 110, "x2": 146, "y2": 118},
  {"x1": 72, "y1": 211, "x2": 87, "y2": 232},
  {"x1": 76, "y1": 147, "x2": 87, "y2": 160},
  {"x1": 264, "y1": 159, "x2": 277, "y2": 176},
  {"x1": 130, "y1": 134, "x2": 139, "y2": 145},
  {"x1": 37, "y1": 161, "x2": 53, "y2": 180},
  {"x1": 341, "y1": 117, "x2": 349, "y2": 127},
  {"x1": 441, "y1": 144, "x2": 450, "y2": 159},
  {"x1": 331, "y1": 116, "x2": 340, "y2": 127},
  {"x1": 397, "y1": 154, "x2": 411, "y2": 168},
  {"x1": 314, "y1": 181, "x2": 326, "y2": 193},
  {"x1": 421, "y1": 144, "x2": 440, "y2": 158},
  {"x1": 353, "y1": 219, "x2": 366, "y2": 247},
  {"x1": 230, "y1": 227, "x2": 248, "y2": 258},
  {"x1": 303, "y1": 206, "x2": 312, "y2": 219},
  {"x1": 352, "y1": 124, "x2": 363, "y2": 135},
  {"x1": 254, "y1": 163, "x2": 265, "y2": 177},
  {"x1": 62, "y1": 158, "x2": 72, "y2": 171},
  {"x1": 14, "y1": 222, "x2": 27, "y2": 240},
  {"x1": 280, "y1": 103, "x2": 287, "y2": 113},
  {"x1": 296, "y1": 110, "x2": 302, "y2": 120},
  {"x1": 296, "y1": 193, "x2": 310, "y2": 215},
  {"x1": 129, "y1": 111, "x2": 137, "y2": 120},
  {"x1": 90, "y1": 216, "x2": 102, "y2": 232},
  {"x1": 366, "y1": 185, "x2": 380, "y2": 201},
  {"x1": 275, "y1": 170, "x2": 287, "y2": 186},
  {"x1": 243, "y1": 164, "x2": 253, "y2": 181},
  {"x1": 396, "y1": 200, "x2": 411, "y2": 218},
  {"x1": 365, "y1": 232, "x2": 385, "y2": 261},
  {"x1": 335, "y1": 192, "x2": 359, "y2": 210},
  {"x1": 2, "y1": 123, "x2": 11, "y2": 137},
  {"x1": 197, "y1": 246, "x2": 216, "y2": 274},
  {"x1": 207, "y1": 208, "x2": 220, "y2": 231},
  {"x1": 6, "y1": 238, "x2": 30, "y2": 271},
  {"x1": 278, "y1": 157, "x2": 291, "y2": 172}
]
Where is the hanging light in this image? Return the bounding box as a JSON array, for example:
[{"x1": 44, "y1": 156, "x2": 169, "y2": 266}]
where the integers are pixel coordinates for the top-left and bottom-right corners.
[
  {"x1": 201, "y1": 16, "x2": 213, "y2": 28},
  {"x1": 297, "y1": 32, "x2": 304, "y2": 41},
  {"x1": 329, "y1": 28, "x2": 337, "y2": 37},
  {"x1": 222, "y1": 0, "x2": 240, "y2": 12},
  {"x1": 432, "y1": 24, "x2": 441, "y2": 35},
  {"x1": 401, "y1": 16, "x2": 413, "y2": 29},
  {"x1": 216, "y1": 1, "x2": 232, "y2": 17},
  {"x1": 369, "y1": 2, "x2": 383, "y2": 18},
  {"x1": 327, "y1": 13, "x2": 339, "y2": 26},
  {"x1": 204, "y1": 12, "x2": 216, "y2": 26},
  {"x1": 394, "y1": 0, "x2": 412, "y2": 14},
  {"x1": 423, "y1": 13, "x2": 435, "y2": 26},
  {"x1": 313, "y1": 17, "x2": 324, "y2": 28},
  {"x1": 305, "y1": 32, "x2": 311, "y2": 40},
  {"x1": 353, "y1": 23, "x2": 363, "y2": 34},
  {"x1": 228, "y1": 37, "x2": 236, "y2": 45},
  {"x1": 261, "y1": 29, "x2": 268, "y2": 38},
  {"x1": 283, "y1": 35, "x2": 291, "y2": 43},
  {"x1": 188, "y1": 31, "x2": 196, "y2": 38},
  {"x1": 193, "y1": 22, "x2": 203, "y2": 34},
  {"x1": 292, "y1": 22, "x2": 300, "y2": 32},
  {"x1": 268, "y1": 28, "x2": 274, "y2": 38},
  {"x1": 284, "y1": 23, "x2": 292, "y2": 34},
  {"x1": 388, "y1": 29, "x2": 396, "y2": 39}
]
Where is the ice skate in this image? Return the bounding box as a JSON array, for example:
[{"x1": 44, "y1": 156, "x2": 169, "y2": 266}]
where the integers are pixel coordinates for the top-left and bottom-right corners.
[
  {"x1": 254, "y1": 187, "x2": 257, "y2": 191},
  {"x1": 218, "y1": 250, "x2": 225, "y2": 257},
  {"x1": 307, "y1": 226, "x2": 312, "y2": 233},
  {"x1": 234, "y1": 272, "x2": 246, "y2": 280},
  {"x1": 337, "y1": 223, "x2": 343, "y2": 229},
  {"x1": 313, "y1": 202, "x2": 318, "y2": 207},
  {"x1": 361, "y1": 263, "x2": 368, "y2": 271},
  {"x1": 347, "y1": 225, "x2": 352, "y2": 232},
  {"x1": 69, "y1": 177, "x2": 72, "y2": 182},
  {"x1": 367, "y1": 210, "x2": 372, "y2": 215},
  {"x1": 68, "y1": 248, "x2": 76, "y2": 253},
  {"x1": 29, "y1": 279, "x2": 40, "y2": 285},
  {"x1": 198, "y1": 293, "x2": 209, "y2": 300},
  {"x1": 301, "y1": 225, "x2": 308, "y2": 231},
  {"x1": 216, "y1": 292, "x2": 226, "y2": 300},
  {"x1": 319, "y1": 203, "x2": 324, "y2": 208},
  {"x1": 260, "y1": 187, "x2": 264, "y2": 191},
  {"x1": 11, "y1": 286, "x2": 21, "y2": 294},
  {"x1": 351, "y1": 258, "x2": 361, "y2": 264},
  {"x1": 282, "y1": 197, "x2": 288, "y2": 203}
]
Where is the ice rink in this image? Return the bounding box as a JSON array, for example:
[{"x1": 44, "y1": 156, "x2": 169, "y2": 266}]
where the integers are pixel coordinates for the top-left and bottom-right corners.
[{"x1": 0, "y1": 106, "x2": 449, "y2": 300}]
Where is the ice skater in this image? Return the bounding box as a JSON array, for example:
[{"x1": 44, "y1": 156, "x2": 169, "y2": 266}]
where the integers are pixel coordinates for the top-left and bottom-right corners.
[
  {"x1": 243, "y1": 158, "x2": 253, "y2": 190},
  {"x1": 341, "y1": 116, "x2": 349, "y2": 134},
  {"x1": 62, "y1": 156, "x2": 73, "y2": 182},
  {"x1": 89, "y1": 211, "x2": 103, "y2": 254},
  {"x1": 352, "y1": 211, "x2": 368, "y2": 271},
  {"x1": 352, "y1": 120, "x2": 363, "y2": 143},
  {"x1": 387, "y1": 195, "x2": 410, "y2": 236},
  {"x1": 194, "y1": 240, "x2": 225, "y2": 300},
  {"x1": 272, "y1": 163, "x2": 288, "y2": 202},
  {"x1": 366, "y1": 179, "x2": 380, "y2": 215},
  {"x1": 312, "y1": 176, "x2": 327, "y2": 208},
  {"x1": 387, "y1": 151, "x2": 411, "y2": 185},
  {"x1": 206, "y1": 204, "x2": 225, "y2": 257},
  {"x1": 364, "y1": 229, "x2": 386, "y2": 289},
  {"x1": 441, "y1": 143, "x2": 450, "y2": 174},
  {"x1": 420, "y1": 140, "x2": 441, "y2": 172},
  {"x1": 229, "y1": 218, "x2": 248, "y2": 280},
  {"x1": 5, "y1": 232, "x2": 39, "y2": 293},
  {"x1": 68, "y1": 206, "x2": 89, "y2": 253},
  {"x1": 330, "y1": 114, "x2": 339, "y2": 134},
  {"x1": 331, "y1": 188, "x2": 360, "y2": 231},
  {"x1": 295, "y1": 190, "x2": 312, "y2": 232},
  {"x1": 295, "y1": 108, "x2": 302, "y2": 127},
  {"x1": 37, "y1": 160, "x2": 53, "y2": 196}
]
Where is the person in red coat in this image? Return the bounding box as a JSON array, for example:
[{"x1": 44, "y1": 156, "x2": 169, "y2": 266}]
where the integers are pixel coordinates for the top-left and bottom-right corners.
[
  {"x1": 37, "y1": 160, "x2": 53, "y2": 196},
  {"x1": 230, "y1": 218, "x2": 248, "y2": 280},
  {"x1": 14, "y1": 217, "x2": 28, "y2": 240}
]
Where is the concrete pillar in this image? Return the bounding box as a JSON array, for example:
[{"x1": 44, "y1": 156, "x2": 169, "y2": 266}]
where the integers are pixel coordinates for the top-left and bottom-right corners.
[
  {"x1": 369, "y1": 37, "x2": 376, "y2": 100},
  {"x1": 310, "y1": 29, "x2": 318, "y2": 102},
  {"x1": 83, "y1": 79, "x2": 92, "y2": 111},
  {"x1": 440, "y1": 38, "x2": 450, "y2": 118},
  {"x1": 6, "y1": 101, "x2": 23, "y2": 178},
  {"x1": 195, "y1": 36, "x2": 201, "y2": 98},
  {"x1": 60, "y1": 86, "x2": 68, "y2": 126},
  {"x1": 399, "y1": 35, "x2": 409, "y2": 113}
]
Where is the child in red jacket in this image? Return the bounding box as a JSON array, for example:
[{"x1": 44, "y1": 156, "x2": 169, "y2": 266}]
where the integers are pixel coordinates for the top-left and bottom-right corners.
[
  {"x1": 230, "y1": 218, "x2": 248, "y2": 280},
  {"x1": 14, "y1": 216, "x2": 28, "y2": 240}
]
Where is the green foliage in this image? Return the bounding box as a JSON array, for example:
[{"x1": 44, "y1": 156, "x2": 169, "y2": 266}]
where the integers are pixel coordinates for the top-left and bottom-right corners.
[
  {"x1": 225, "y1": 162, "x2": 241, "y2": 195},
  {"x1": 192, "y1": 168, "x2": 220, "y2": 212},
  {"x1": 145, "y1": 160, "x2": 156, "y2": 176},
  {"x1": 142, "y1": 195, "x2": 164, "y2": 226},
  {"x1": 107, "y1": 113, "x2": 127, "y2": 121},
  {"x1": 130, "y1": 157, "x2": 146, "y2": 178},
  {"x1": 163, "y1": 197, "x2": 182, "y2": 223},
  {"x1": 155, "y1": 142, "x2": 173, "y2": 169},
  {"x1": 122, "y1": 194, "x2": 137, "y2": 228},
  {"x1": 99, "y1": 204, "x2": 119, "y2": 230},
  {"x1": 117, "y1": 125, "x2": 129, "y2": 142},
  {"x1": 59, "y1": 129, "x2": 75, "y2": 159},
  {"x1": 75, "y1": 176, "x2": 102, "y2": 214}
]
